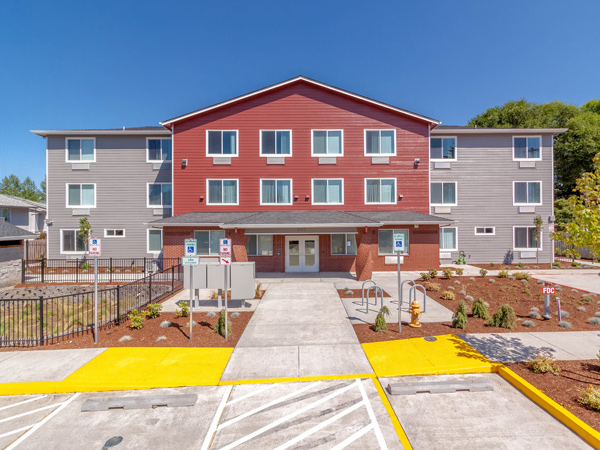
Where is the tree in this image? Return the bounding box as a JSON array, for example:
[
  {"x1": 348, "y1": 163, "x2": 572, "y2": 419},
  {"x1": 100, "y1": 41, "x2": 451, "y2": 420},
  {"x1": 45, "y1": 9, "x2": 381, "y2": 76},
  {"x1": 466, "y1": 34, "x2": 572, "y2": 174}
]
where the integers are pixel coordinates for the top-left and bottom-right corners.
[
  {"x1": 0, "y1": 174, "x2": 45, "y2": 202},
  {"x1": 40, "y1": 176, "x2": 46, "y2": 202},
  {"x1": 533, "y1": 215, "x2": 543, "y2": 266},
  {"x1": 78, "y1": 216, "x2": 93, "y2": 254}
]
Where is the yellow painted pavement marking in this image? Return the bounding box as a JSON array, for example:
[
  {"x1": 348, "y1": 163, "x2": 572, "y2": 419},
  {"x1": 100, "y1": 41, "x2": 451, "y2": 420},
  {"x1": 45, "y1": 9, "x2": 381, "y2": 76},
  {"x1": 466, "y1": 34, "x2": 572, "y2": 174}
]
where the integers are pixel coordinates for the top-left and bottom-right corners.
[{"x1": 371, "y1": 376, "x2": 412, "y2": 450}]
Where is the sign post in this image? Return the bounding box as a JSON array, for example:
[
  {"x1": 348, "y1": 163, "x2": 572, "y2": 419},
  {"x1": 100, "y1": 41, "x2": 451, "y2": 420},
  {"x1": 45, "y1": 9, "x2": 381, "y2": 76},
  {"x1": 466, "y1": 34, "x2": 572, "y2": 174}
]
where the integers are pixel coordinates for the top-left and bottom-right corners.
[
  {"x1": 393, "y1": 233, "x2": 404, "y2": 332},
  {"x1": 88, "y1": 238, "x2": 101, "y2": 344},
  {"x1": 220, "y1": 238, "x2": 231, "y2": 340},
  {"x1": 184, "y1": 239, "x2": 197, "y2": 341},
  {"x1": 542, "y1": 284, "x2": 555, "y2": 320}
]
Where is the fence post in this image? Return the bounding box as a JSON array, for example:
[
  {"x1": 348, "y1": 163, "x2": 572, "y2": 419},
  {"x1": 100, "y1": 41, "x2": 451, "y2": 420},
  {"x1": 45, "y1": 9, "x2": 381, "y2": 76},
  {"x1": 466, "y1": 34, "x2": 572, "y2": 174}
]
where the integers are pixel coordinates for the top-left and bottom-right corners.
[
  {"x1": 41, "y1": 257, "x2": 45, "y2": 284},
  {"x1": 21, "y1": 259, "x2": 25, "y2": 284},
  {"x1": 171, "y1": 266, "x2": 175, "y2": 292},
  {"x1": 143, "y1": 257, "x2": 147, "y2": 274},
  {"x1": 110, "y1": 258, "x2": 113, "y2": 283},
  {"x1": 116, "y1": 286, "x2": 120, "y2": 323},
  {"x1": 149, "y1": 272, "x2": 153, "y2": 303},
  {"x1": 39, "y1": 296, "x2": 44, "y2": 346}
]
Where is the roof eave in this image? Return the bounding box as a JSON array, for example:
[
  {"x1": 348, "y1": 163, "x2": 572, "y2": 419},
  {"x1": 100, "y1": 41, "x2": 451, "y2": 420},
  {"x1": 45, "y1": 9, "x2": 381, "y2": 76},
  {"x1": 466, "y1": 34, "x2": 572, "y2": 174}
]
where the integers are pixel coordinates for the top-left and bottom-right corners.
[
  {"x1": 432, "y1": 128, "x2": 568, "y2": 135},
  {"x1": 220, "y1": 222, "x2": 381, "y2": 229},
  {"x1": 31, "y1": 129, "x2": 171, "y2": 137}
]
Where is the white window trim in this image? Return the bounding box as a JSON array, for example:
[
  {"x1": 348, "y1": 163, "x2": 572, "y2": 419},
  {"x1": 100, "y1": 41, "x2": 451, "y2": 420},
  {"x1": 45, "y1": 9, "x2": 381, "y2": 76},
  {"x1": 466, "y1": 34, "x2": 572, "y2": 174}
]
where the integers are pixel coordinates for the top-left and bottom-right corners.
[
  {"x1": 65, "y1": 137, "x2": 96, "y2": 163},
  {"x1": 513, "y1": 225, "x2": 543, "y2": 251},
  {"x1": 364, "y1": 178, "x2": 398, "y2": 205},
  {"x1": 147, "y1": 229, "x2": 163, "y2": 254},
  {"x1": 206, "y1": 179, "x2": 240, "y2": 206},
  {"x1": 430, "y1": 181, "x2": 458, "y2": 207},
  {"x1": 65, "y1": 183, "x2": 96, "y2": 208},
  {"x1": 146, "y1": 182, "x2": 173, "y2": 208},
  {"x1": 146, "y1": 137, "x2": 172, "y2": 163},
  {"x1": 363, "y1": 129, "x2": 397, "y2": 156},
  {"x1": 311, "y1": 129, "x2": 344, "y2": 157},
  {"x1": 194, "y1": 230, "x2": 226, "y2": 256},
  {"x1": 104, "y1": 229, "x2": 126, "y2": 238},
  {"x1": 512, "y1": 136, "x2": 542, "y2": 161},
  {"x1": 259, "y1": 179, "x2": 293, "y2": 206},
  {"x1": 440, "y1": 227, "x2": 458, "y2": 252},
  {"x1": 0, "y1": 208, "x2": 10, "y2": 222},
  {"x1": 205, "y1": 130, "x2": 239, "y2": 157},
  {"x1": 60, "y1": 229, "x2": 86, "y2": 255},
  {"x1": 430, "y1": 136, "x2": 457, "y2": 162},
  {"x1": 474, "y1": 226, "x2": 496, "y2": 236},
  {"x1": 512, "y1": 181, "x2": 543, "y2": 206},
  {"x1": 259, "y1": 130, "x2": 293, "y2": 157},
  {"x1": 378, "y1": 228, "x2": 410, "y2": 256},
  {"x1": 246, "y1": 234, "x2": 274, "y2": 256},
  {"x1": 311, "y1": 178, "x2": 344, "y2": 205},
  {"x1": 331, "y1": 233, "x2": 357, "y2": 256}
]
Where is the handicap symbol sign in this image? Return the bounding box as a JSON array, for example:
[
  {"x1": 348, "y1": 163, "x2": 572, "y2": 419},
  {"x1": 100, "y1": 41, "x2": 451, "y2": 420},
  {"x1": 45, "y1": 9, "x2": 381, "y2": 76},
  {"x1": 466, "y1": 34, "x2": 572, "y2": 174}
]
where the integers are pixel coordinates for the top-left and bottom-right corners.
[
  {"x1": 92, "y1": 239, "x2": 98, "y2": 245},
  {"x1": 395, "y1": 240, "x2": 403, "y2": 248},
  {"x1": 187, "y1": 246, "x2": 194, "y2": 253}
]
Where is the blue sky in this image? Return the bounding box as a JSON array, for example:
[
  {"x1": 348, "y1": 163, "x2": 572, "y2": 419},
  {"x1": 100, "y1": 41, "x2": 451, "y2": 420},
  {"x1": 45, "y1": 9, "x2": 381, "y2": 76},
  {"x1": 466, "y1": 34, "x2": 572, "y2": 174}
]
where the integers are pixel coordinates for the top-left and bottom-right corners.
[{"x1": 1, "y1": 0, "x2": 598, "y2": 187}]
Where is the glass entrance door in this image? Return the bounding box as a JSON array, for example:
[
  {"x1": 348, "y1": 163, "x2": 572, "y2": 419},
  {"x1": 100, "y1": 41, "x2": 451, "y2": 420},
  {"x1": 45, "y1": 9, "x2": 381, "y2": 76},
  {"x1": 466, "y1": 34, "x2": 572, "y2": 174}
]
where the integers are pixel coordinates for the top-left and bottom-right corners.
[{"x1": 285, "y1": 236, "x2": 319, "y2": 272}]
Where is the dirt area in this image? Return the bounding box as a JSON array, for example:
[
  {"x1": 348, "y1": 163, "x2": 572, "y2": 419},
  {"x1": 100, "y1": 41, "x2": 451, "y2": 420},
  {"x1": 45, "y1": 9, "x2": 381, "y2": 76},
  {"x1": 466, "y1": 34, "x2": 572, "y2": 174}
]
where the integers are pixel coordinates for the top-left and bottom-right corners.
[
  {"x1": 507, "y1": 360, "x2": 600, "y2": 432},
  {"x1": 337, "y1": 288, "x2": 391, "y2": 298},
  {"x1": 470, "y1": 261, "x2": 594, "y2": 270},
  {"x1": 353, "y1": 322, "x2": 479, "y2": 343}
]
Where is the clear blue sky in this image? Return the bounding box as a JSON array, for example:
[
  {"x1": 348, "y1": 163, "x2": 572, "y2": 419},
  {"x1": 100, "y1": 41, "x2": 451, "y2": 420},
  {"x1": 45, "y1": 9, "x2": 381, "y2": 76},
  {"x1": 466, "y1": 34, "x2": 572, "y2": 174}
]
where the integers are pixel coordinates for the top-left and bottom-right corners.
[{"x1": 1, "y1": 0, "x2": 599, "y2": 187}]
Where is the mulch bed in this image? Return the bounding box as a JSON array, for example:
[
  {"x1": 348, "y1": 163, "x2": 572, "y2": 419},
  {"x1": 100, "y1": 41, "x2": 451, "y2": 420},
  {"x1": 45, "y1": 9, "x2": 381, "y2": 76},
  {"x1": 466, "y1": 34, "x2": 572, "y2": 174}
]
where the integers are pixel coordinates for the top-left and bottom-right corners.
[
  {"x1": 354, "y1": 322, "x2": 472, "y2": 343},
  {"x1": 470, "y1": 262, "x2": 590, "y2": 270},
  {"x1": 507, "y1": 360, "x2": 600, "y2": 432},
  {"x1": 337, "y1": 288, "x2": 391, "y2": 298}
]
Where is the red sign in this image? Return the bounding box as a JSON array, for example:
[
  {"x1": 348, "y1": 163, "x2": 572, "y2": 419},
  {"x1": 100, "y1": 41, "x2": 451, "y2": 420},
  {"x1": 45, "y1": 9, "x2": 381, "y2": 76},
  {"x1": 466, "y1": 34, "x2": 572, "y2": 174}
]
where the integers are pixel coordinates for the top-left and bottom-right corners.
[
  {"x1": 220, "y1": 256, "x2": 231, "y2": 265},
  {"x1": 542, "y1": 287, "x2": 556, "y2": 295}
]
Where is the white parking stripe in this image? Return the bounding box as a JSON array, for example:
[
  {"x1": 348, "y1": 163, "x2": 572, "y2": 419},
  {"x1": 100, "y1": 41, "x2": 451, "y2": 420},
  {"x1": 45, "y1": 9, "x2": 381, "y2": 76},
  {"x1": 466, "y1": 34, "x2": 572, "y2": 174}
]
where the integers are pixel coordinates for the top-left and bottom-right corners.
[
  {"x1": 226, "y1": 384, "x2": 276, "y2": 406},
  {"x1": 5, "y1": 393, "x2": 80, "y2": 450},
  {"x1": 0, "y1": 403, "x2": 63, "y2": 424},
  {"x1": 357, "y1": 379, "x2": 388, "y2": 450},
  {"x1": 273, "y1": 400, "x2": 366, "y2": 450},
  {"x1": 200, "y1": 385, "x2": 233, "y2": 450},
  {"x1": 0, "y1": 396, "x2": 46, "y2": 412},
  {"x1": 330, "y1": 423, "x2": 375, "y2": 450},
  {"x1": 0, "y1": 425, "x2": 34, "y2": 439},
  {"x1": 217, "y1": 379, "x2": 360, "y2": 450}
]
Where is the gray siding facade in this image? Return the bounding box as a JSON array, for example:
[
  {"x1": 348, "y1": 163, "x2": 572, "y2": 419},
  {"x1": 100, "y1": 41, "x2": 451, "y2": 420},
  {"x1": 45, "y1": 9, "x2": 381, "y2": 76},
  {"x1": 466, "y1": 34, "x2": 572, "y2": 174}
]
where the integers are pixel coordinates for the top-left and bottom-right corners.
[
  {"x1": 430, "y1": 132, "x2": 555, "y2": 264},
  {"x1": 46, "y1": 134, "x2": 172, "y2": 259}
]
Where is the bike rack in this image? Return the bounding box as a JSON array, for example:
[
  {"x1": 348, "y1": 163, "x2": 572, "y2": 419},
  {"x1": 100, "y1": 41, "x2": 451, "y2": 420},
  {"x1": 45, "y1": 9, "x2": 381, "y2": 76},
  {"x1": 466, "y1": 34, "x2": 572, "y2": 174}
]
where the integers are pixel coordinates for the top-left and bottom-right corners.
[
  {"x1": 361, "y1": 279, "x2": 384, "y2": 314},
  {"x1": 409, "y1": 284, "x2": 427, "y2": 313}
]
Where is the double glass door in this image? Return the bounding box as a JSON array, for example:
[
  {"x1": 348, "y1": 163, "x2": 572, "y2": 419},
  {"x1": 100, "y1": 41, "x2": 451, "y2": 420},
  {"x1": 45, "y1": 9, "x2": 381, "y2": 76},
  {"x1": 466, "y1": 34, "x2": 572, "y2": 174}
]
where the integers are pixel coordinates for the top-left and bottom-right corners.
[{"x1": 285, "y1": 236, "x2": 319, "y2": 272}]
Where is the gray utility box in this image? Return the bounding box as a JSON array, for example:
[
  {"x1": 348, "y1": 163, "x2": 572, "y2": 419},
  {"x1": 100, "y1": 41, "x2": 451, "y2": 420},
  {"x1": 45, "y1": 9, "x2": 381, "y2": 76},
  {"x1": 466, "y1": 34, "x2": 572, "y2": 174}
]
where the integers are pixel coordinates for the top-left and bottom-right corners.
[{"x1": 183, "y1": 262, "x2": 255, "y2": 299}]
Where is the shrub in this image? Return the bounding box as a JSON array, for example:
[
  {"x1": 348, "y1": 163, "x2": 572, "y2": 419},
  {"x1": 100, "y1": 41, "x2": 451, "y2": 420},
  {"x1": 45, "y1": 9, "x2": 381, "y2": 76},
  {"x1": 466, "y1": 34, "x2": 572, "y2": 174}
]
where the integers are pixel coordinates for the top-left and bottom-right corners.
[
  {"x1": 578, "y1": 306, "x2": 587, "y2": 312},
  {"x1": 523, "y1": 320, "x2": 535, "y2": 327},
  {"x1": 443, "y1": 268, "x2": 453, "y2": 279},
  {"x1": 420, "y1": 272, "x2": 431, "y2": 281},
  {"x1": 559, "y1": 321, "x2": 572, "y2": 328},
  {"x1": 571, "y1": 261, "x2": 582, "y2": 267},
  {"x1": 536, "y1": 279, "x2": 544, "y2": 284},
  {"x1": 552, "y1": 261, "x2": 561, "y2": 268},
  {"x1": 515, "y1": 263, "x2": 524, "y2": 268},
  {"x1": 479, "y1": 268, "x2": 488, "y2": 277},
  {"x1": 508, "y1": 276, "x2": 515, "y2": 280},
  {"x1": 452, "y1": 301, "x2": 468, "y2": 329},
  {"x1": 465, "y1": 295, "x2": 474, "y2": 302},
  {"x1": 513, "y1": 272, "x2": 531, "y2": 281},
  {"x1": 119, "y1": 335, "x2": 132, "y2": 342},
  {"x1": 345, "y1": 290, "x2": 354, "y2": 295},
  {"x1": 447, "y1": 286, "x2": 455, "y2": 290},
  {"x1": 469, "y1": 277, "x2": 475, "y2": 281},
  {"x1": 455, "y1": 268, "x2": 464, "y2": 276},
  {"x1": 441, "y1": 291, "x2": 456, "y2": 301},
  {"x1": 128, "y1": 309, "x2": 146, "y2": 329},
  {"x1": 176, "y1": 301, "x2": 189, "y2": 318},
  {"x1": 489, "y1": 304, "x2": 516, "y2": 330},
  {"x1": 255, "y1": 284, "x2": 263, "y2": 298},
  {"x1": 210, "y1": 290, "x2": 219, "y2": 300},
  {"x1": 231, "y1": 312, "x2": 240, "y2": 318},
  {"x1": 145, "y1": 303, "x2": 162, "y2": 319},
  {"x1": 498, "y1": 270, "x2": 509, "y2": 278},
  {"x1": 213, "y1": 309, "x2": 232, "y2": 337},
  {"x1": 207, "y1": 311, "x2": 216, "y2": 318},
  {"x1": 560, "y1": 311, "x2": 570, "y2": 318},
  {"x1": 459, "y1": 289, "x2": 467, "y2": 296},
  {"x1": 160, "y1": 320, "x2": 171, "y2": 328},
  {"x1": 529, "y1": 311, "x2": 541, "y2": 319},
  {"x1": 425, "y1": 282, "x2": 440, "y2": 292},
  {"x1": 489, "y1": 263, "x2": 496, "y2": 268},
  {"x1": 489, "y1": 278, "x2": 495, "y2": 283},
  {"x1": 428, "y1": 268, "x2": 438, "y2": 278},
  {"x1": 528, "y1": 353, "x2": 560, "y2": 375},
  {"x1": 80, "y1": 262, "x2": 90, "y2": 270},
  {"x1": 374, "y1": 306, "x2": 391, "y2": 332},
  {"x1": 579, "y1": 386, "x2": 600, "y2": 411},
  {"x1": 595, "y1": 312, "x2": 600, "y2": 318},
  {"x1": 454, "y1": 280, "x2": 461, "y2": 285},
  {"x1": 472, "y1": 298, "x2": 490, "y2": 320},
  {"x1": 588, "y1": 317, "x2": 600, "y2": 325},
  {"x1": 571, "y1": 289, "x2": 579, "y2": 293},
  {"x1": 156, "y1": 336, "x2": 167, "y2": 342}
]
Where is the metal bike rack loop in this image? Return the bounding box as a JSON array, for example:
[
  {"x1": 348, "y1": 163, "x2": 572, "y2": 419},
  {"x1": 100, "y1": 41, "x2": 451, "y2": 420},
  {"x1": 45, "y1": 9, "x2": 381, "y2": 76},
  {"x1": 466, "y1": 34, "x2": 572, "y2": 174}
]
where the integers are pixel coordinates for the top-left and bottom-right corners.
[{"x1": 361, "y1": 279, "x2": 383, "y2": 314}]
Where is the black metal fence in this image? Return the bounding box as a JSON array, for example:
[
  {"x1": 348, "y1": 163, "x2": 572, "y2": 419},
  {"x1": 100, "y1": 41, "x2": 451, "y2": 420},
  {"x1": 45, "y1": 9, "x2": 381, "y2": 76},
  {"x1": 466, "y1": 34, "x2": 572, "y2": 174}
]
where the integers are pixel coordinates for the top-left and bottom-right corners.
[
  {"x1": 21, "y1": 257, "x2": 181, "y2": 284},
  {"x1": 1, "y1": 264, "x2": 183, "y2": 347}
]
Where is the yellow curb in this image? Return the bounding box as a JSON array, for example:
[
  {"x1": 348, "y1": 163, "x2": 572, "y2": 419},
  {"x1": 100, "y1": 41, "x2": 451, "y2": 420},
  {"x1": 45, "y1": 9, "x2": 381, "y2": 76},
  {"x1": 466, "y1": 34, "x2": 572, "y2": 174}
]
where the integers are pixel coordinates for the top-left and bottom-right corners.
[
  {"x1": 219, "y1": 373, "x2": 376, "y2": 386},
  {"x1": 497, "y1": 366, "x2": 600, "y2": 449},
  {"x1": 371, "y1": 376, "x2": 412, "y2": 450}
]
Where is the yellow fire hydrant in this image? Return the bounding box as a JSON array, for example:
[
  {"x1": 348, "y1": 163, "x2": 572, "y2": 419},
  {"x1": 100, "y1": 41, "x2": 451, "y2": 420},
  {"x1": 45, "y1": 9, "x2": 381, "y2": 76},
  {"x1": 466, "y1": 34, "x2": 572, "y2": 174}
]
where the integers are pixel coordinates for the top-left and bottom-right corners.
[{"x1": 408, "y1": 299, "x2": 423, "y2": 328}]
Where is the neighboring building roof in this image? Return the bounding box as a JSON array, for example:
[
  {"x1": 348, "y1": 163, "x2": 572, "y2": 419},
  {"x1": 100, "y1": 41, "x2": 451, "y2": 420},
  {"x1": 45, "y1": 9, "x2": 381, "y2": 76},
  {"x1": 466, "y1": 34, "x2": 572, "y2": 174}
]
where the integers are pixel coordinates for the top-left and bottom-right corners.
[
  {"x1": 30, "y1": 126, "x2": 170, "y2": 137},
  {"x1": 0, "y1": 194, "x2": 46, "y2": 211},
  {"x1": 160, "y1": 76, "x2": 441, "y2": 128},
  {"x1": 349, "y1": 211, "x2": 455, "y2": 225},
  {"x1": 0, "y1": 221, "x2": 38, "y2": 241},
  {"x1": 432, "y1": 126, "x2": 568, "y2": 135}
]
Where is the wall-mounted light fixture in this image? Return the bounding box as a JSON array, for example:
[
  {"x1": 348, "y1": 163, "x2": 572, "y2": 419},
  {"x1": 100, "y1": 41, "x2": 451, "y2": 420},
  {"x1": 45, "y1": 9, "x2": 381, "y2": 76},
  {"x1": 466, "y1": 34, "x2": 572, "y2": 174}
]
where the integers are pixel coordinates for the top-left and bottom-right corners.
[
  {"x1": 182, "y1": 159, "x2": 188, "y2": 166},
  {"x1": 305, "y1": 195, "x2": 310, "y2": 201},
  {"x1": 414, "y1": 158, "x2": 420, "y2": 165},
  {"x1": 199, "y1": 196, "x2": 204, "y2": 202},
  {"x1": 398, "y1": 194, "x2": 404, "y2": 200}
]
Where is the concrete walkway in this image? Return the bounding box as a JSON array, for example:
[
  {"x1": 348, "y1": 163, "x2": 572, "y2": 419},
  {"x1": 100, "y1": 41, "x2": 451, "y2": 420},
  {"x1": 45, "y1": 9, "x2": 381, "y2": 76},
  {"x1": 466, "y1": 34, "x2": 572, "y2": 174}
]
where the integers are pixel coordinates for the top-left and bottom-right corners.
[
  {"x1": 221, "y1": 282, "x2": 373, "y2": 380},
  {"x1": 532, "y1": 273, "x2": 600, "y2": 295}
]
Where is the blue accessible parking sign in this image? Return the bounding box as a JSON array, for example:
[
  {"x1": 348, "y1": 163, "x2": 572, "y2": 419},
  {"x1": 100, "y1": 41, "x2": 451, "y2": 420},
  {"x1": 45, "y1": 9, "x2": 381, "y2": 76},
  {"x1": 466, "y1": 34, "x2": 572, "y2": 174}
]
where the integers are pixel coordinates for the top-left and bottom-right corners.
[{"x1": 184, "y1": 239, "x2": 197, "y2": 257}]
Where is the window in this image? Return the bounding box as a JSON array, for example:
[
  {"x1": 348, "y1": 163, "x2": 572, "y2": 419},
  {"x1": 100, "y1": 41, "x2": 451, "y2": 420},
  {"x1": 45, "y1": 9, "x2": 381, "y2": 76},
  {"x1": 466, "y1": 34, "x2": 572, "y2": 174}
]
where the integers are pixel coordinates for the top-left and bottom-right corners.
[
  {"x1": 440, "y1": 228, "x2": 457, "y2": 251},
  {"x1": 430, "y1": 182, "x2": 457, "y2": 206},
  {"x1": 148, "y1": 183, "x2": 172, "y2": 208},
  {"x1": 365, "y1": 179, "x2": 396, "y2": 204},
  {"x1": 207, "y1": 130, "x2": 238, "y2": 156},
  {"x1": 365, "y1": 130, "x2": 396, "y2": 155},
  {"x1": 104, "y1": 229, "x2": 125, "y2": 237},
  {"x1": 148, "y1": 229, "x2": 163, "y2": 253},
  {"x1": 430, "y1": 137, "x2": 456, "y2": 160},
  {"x1": 378, "y1": 229, "x2": 409, "y2": 255},
  {"x1": 475, "y1": 227, "x2": 495, "y2": 235},
  {"x1": 246, "y1": 235, "x2": 273, "y2": 256},
  {"x1": 260, "y1": 130, "x2": 291, "y2": 156},
  {"x1": 514, "y1": 227, "x2": 542, "y2": 250},
  {"x1": 312, "y1": 130, "x2": 343, "y2": 156},
  {"x1": 61, "y1": 230, "x2": 85, "y2": 253},
  {"x1": 514, "y1": 136, "x2": 541, "y2": 160},
  {"x1": 261, "y1": 179, "x2": 292, "y2": 205},
  {"x1": 66, "y1": 138, "x2": 95, "y2": 162},
  {"x1": 514, "y1": 181, "x2": 541, "y2": 205},
  {"x1": 207, "y1": 180, "x2": 238, "y2": 205},
  {"x1": 67, "y1": 184, "x2": 95, "y2": 207},
  {"x1": 312, "y1": 179, "x2": 343, "y2": 204},
  {"x1": 0, "y1": 209, "x2": 9, "y2": 222},
  {"x1": 147, "y1": 139, "x2": 172, "y2": 162},
  {"x1": 194, "y1": 230, "x2": 225, "y2": 256},
  {"x1": 331, "y1": 234, "x2": 357, "y2": 255}
]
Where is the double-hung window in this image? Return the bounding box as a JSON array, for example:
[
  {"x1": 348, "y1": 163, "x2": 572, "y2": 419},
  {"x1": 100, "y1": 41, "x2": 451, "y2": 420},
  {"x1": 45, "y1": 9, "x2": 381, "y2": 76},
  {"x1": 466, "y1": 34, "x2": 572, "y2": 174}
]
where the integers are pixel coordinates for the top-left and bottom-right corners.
[
  {"x1": 246, "y1": 235, "x2": 273, "y2": 256},
  {"x1": 207, "y1": 130, "x2": 238, "y2": 156},
  {"x1": 260, "y1": 130, "x2": 291, "y2": 156},
  {"x1": 261, "y1": 179, "x2": 292, "y2": 205},
  {"x1": 148, "y1": 183, "x2": 172, "y2": 208},
  {"x1": 430, "y1": 182, "x2": 457, "y2": 206},
  {"x1": 61, "y1": 230, "x2": 86, "y2": 253},
  {"x1": 0, "y1": 209, "x2": 9, "y2": 222},
  {"x1": 207, "y1": 180, "x2": 238, "y2": 205},
  {"x1": 312, "y1": 130, "x2": 343, "y2": 156},
  {"x1": 147, "y1": 139, "x2": 172, "y2": 162},
  {"x1": 67, "y1": 184, "x2": 95, "y2": 207},
  {"x1": 430, "y1": 137, "x2": 456, "y2": 160},
  {"x1": 365, "y1": 179, "x2": 396, "y2": 204},
  {"x1": 378, "y1": 229, "x2": 409, "y2": 255},
  {"x1": 312, "y1": 179, "x2": 343, "y2": 205},
  {"x1": 148, "y1": 229, "x2": 163, "y2": 253},
  {"x1": 331, "y1": 234, "x2": 357, "y2": 255},
  {"x1": 440, "y1": 228, "x2": 458, "y2": 251},
  {"x1": 514, "y1": 181, "x2": 541, "y2": 205},
  {"x1": 194, "y1": 230, "x2": 225, "y2": 255},
  {"x1": 365, "y1": 130, "x2": 396, "y2": 155},
  {"x1": 513, "y1": 137, "x2": 541, "y2": 160},
  {"x1": 66, "y1": 138, "x2": 95, "y2": 162},
  {"x1": 514, "y1": 227, "x2": 542, "y2": 250}
]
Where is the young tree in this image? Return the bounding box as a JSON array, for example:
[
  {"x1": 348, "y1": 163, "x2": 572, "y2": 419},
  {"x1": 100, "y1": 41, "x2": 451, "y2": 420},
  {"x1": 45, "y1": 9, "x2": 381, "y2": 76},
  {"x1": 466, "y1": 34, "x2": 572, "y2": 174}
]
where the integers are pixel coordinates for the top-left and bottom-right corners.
[
  {"x1": 0, "y1": 174, "x2": 45, "y2": 202},
  {"x1": 533, "y1": 215, "x2": 543, "y2": 266},
  {"x1": 78, "y1": 216, "x2": 93, "y2": 254}
]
